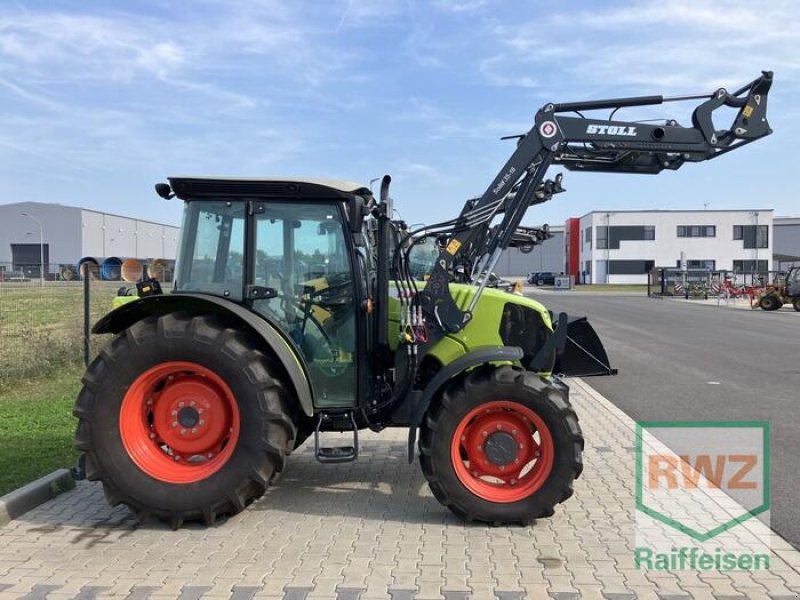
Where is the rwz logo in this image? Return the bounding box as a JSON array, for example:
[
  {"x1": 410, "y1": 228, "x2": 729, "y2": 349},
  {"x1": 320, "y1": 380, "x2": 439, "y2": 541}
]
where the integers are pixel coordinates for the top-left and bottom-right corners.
[{"x1": 586, "y1": 124, "x2": 637, "y2": 136}]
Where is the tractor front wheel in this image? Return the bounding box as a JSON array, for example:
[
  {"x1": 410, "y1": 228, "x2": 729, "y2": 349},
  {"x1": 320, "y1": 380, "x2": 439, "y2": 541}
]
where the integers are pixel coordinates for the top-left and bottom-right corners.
[
  {"x1": 793, "y1": 297, "x2": 800, "y2": 312},
  {"x1": 74, "y1": 313, "x2": 296, "y2": 528},
  {"x1": 419, "y1": 366, "x2": 583, "y2": 525},
  {"x1": 759, "y1": 294, "x2": 781, "y2": 311}
]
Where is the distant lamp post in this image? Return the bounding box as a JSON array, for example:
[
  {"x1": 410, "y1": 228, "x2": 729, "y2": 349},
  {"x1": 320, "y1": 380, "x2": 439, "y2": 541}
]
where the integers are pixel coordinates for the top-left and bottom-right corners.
[
  {"x1": 750, "y1": 210, "x2": 760, "y2": 278},
  {"x1": 21, "y1": 212, "x2": 44, "y2": 287},
  {"x1": 605, "y1": 212, "x2": 612, "y2": 284}
]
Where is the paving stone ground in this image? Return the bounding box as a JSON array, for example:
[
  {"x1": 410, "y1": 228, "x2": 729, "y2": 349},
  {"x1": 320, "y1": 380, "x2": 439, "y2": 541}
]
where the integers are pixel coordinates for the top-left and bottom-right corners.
[{"x1": 0, "y1": 378, "x2": 797, "y2": 600}]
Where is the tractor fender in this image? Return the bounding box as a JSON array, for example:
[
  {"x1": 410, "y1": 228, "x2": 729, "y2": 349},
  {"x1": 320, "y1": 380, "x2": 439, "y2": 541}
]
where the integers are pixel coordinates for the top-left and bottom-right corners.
[
  {"x1": 406, "y1": 346, "x2": 524, "y2": 463},
  {"x1": 92, "y1": 293, "x2": 314, "y2": 417}
]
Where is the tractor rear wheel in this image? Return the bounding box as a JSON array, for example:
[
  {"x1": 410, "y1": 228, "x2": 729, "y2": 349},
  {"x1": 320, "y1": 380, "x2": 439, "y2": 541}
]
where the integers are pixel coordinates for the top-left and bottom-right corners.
[
  {"x1": 419, "y1": 366, "x2": 583, "y2": 525},
  {"x1": 74, "y1": 313, "x2": 296, "y2": 528}
]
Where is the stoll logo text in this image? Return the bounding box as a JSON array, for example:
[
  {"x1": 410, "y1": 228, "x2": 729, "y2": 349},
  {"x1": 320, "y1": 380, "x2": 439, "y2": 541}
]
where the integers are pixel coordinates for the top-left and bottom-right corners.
[{"x1": 634, "y1": 422, "x2": 770, "y2": 571}]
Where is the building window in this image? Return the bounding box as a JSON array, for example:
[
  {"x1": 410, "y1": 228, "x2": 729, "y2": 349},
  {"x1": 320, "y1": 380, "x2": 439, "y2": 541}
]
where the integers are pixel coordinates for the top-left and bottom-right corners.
[
  {"x1": 756, "y1": 225, "x2": 768, "y2": 248},
  {"x1": 596, "y1": 225, "x2": 655, "y2": 249},
  {"x1": 596, "y1": 226, "x2": 607, "y2": 250},
  {"x1": 686, "y1": 259, "x2": 716, "y2": 270},
  {"x1": 608, "y1": 260, "x2": 655, "y2": 275},
  {"x1": 733, "y1": 260, "x2": 768, "y2": 273},
  {"x1": 584, "y1": 227, "x2": 591, "y2": 250},
  {"x1": 734, "y1": 225, "x2": 768, "y2": 248},
  {"x1": 678, "y1": 225, "x2": 716, "y2": 238}
]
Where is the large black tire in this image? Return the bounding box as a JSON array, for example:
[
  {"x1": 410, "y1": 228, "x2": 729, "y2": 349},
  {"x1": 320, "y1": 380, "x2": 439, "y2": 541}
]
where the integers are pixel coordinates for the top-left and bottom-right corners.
[
  {"x1": 759, "y1": 294, "x2": 781, "y2": 311},
  {"x1": 74, "y1": 313, "x2": 296, "y2": 528},
  {"x1": 419, "y1": 366, "x2": 583, "y2": 525},
  {"x1": 793, "y1": 297, "x2": 800, "y2": 312}
]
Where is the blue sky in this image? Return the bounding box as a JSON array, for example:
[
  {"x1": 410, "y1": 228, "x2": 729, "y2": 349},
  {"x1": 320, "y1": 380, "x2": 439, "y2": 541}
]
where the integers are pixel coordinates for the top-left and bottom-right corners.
[{"x1": 1, "y1": 0, "x2": 798, "y2": 228}]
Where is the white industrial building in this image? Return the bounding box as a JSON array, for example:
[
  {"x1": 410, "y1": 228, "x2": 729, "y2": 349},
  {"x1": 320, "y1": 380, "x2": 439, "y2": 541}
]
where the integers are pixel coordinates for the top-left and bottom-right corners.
[
  {"x1": 576, "y1": 209, "x2": 773, "y2": 284},
  {"x1": 0, "y1": 201, "x2": 180, "y2": 278}
]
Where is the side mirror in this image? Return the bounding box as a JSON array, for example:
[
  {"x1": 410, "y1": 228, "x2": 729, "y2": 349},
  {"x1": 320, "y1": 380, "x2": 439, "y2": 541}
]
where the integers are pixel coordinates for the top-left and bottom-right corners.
[{"x1": 154, "y1": 183, "x2": 174, "y2": 199}]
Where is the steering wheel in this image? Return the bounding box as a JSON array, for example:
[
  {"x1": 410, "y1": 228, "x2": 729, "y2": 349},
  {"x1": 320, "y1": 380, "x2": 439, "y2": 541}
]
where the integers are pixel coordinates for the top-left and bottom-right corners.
[
  {"x1": 262, "y1": 291, "x2": 351, "y2": 377},
  {"x1": 303, "y1": 277, "x2": 353, "y2": 307}
]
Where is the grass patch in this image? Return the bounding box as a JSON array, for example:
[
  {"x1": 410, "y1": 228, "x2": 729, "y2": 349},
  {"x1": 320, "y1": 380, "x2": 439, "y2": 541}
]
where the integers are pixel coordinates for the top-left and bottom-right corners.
[
  {"x1": 0, "y1": 281, "x2": 129, "y2": 380},
  {"x1": 0, "y1": 365, "x2": 83, "y2": 496}
]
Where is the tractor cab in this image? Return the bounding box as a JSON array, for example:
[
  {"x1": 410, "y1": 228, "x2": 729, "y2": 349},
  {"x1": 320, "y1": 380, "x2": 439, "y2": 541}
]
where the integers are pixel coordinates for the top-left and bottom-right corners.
[
  {"x1": 167, "y1": 177, "x2": 374, "y2": 409},
  {"x1": 786, "y1": 266, "x2": 800, "y2": 297}
]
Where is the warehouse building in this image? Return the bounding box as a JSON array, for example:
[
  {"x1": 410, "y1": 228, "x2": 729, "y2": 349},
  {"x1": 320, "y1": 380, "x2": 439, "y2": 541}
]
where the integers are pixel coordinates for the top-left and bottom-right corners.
[
  {"x1": 774, "y1": 216, "x2": 800, "y2": 269},
  {"x1": 492, "y1": 225, "x2": 565, "y2": 278},
  {"x1": 0, "y1": 201, "x2": 179, "y2": 279},
  {"x1": 566, "y1": 209, "x2": 774, "y2": 284}
]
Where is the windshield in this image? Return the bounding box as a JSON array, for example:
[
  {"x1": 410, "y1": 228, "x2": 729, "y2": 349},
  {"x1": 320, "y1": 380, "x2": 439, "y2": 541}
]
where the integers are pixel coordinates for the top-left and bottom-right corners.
[{"x1": 174, "y1": 200, "x2": 246, "y2": 300}]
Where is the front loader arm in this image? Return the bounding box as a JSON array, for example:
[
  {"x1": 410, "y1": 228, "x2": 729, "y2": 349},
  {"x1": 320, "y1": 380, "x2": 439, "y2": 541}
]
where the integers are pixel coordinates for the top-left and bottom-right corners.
[{"x1": 419, "y1": 71, "x2": 773, "y2": 333}]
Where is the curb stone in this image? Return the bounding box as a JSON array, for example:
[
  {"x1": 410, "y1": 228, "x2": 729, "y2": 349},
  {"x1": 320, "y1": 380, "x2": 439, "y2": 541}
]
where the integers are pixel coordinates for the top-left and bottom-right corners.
[{"x1": 0, "y1": 468, "x2": 75, "y2": 526}]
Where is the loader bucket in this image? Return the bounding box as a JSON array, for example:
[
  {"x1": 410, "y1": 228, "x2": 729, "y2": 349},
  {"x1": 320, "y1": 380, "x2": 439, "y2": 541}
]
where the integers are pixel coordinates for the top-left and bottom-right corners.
[{"x1": 554, "y1": 316, "x2": 616, "y2": 377}]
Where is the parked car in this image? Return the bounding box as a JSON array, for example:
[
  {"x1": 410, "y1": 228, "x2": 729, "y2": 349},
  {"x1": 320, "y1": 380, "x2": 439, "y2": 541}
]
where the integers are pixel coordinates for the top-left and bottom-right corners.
[{"x1": 527, "y1": 271, "x2": 556, "y2": 286}]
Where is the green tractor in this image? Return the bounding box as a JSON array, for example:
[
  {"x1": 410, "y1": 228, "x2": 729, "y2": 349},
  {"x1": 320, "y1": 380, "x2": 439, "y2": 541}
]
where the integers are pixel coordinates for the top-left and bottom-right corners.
[{"x1": 74, "y1": 73, "x2": 773, "y2": 528}]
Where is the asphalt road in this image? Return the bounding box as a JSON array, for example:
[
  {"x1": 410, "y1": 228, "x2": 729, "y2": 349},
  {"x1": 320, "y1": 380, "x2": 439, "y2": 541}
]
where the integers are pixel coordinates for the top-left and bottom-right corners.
[{"x1": 529, "y1": 291, "x2": 800, "y2": 548}]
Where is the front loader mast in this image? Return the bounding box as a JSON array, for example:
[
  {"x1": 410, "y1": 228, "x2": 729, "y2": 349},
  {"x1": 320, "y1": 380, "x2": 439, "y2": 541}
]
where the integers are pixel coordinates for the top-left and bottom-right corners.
[{"x1": 417, "y1": 71, "x2": 773, "y2": 334}]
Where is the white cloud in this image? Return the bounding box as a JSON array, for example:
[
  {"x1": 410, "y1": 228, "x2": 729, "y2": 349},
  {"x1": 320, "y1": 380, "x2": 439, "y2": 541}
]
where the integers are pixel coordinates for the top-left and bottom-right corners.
[
  {"x1": 400, "y1": 162, "x2": 438, "y2": 176},
  {"x1": 482, "y1": 0, "x2": 800, "y2": 94},
  {"x1": 433, "y1": 0, "x2": 490, "y2": 13},
  {"x1": 135, "y1": 42, "x2": 185, "y2": 79}
]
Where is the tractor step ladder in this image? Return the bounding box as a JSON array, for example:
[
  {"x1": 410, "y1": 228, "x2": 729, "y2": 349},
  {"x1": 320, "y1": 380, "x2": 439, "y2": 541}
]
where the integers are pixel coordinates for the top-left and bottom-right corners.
[{"x1": 314, "y1": 411, "x2": 359, "y2": 463}]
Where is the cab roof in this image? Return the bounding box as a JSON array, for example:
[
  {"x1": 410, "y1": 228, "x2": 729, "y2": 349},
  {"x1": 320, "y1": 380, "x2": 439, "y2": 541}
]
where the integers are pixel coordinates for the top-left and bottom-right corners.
[{"x1": 167, "y1": 176, "x2": 372, "y2": 201}]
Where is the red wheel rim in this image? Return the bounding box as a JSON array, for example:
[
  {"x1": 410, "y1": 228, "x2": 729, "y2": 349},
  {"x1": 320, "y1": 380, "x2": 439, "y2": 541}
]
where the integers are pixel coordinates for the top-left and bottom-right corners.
[
  {"x1": 450, "y1": 400, "x2": 554, "y2": 503},
  {"x1": 119, "y1": 361, "x2": 240, "y2": 484}
]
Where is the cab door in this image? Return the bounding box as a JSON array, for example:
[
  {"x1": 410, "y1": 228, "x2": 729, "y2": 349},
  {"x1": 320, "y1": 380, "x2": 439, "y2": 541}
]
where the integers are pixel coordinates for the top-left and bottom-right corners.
[{"x1": 250, "y1": 200, "x2": 357, "y2": 409}]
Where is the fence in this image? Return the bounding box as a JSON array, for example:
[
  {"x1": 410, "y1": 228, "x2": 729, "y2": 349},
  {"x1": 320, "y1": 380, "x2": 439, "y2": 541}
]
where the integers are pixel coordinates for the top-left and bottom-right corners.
[
  {"x1": 648, "y1": 268, "x2": 788, "y2": 300},
  {"x1": 0, "y1": 271, "x2": 171, "y2": 381}
]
